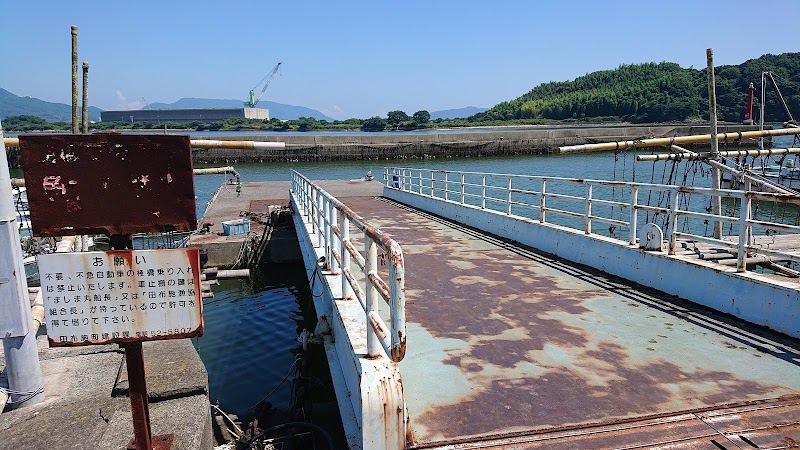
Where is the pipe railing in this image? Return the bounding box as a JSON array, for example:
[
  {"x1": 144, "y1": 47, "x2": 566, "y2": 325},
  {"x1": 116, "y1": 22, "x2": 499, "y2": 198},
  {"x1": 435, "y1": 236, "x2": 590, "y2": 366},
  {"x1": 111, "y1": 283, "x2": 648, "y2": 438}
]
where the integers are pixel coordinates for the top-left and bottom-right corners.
[
  {"x1": 3, "y1": 137, "x2": 285, "y2": 150},
  {"x1": 385, "y1": 167, "x2": 800, "y2": 274},
  {"x1": 291, "y1": 171, "x2": 406, "y2": 362}
]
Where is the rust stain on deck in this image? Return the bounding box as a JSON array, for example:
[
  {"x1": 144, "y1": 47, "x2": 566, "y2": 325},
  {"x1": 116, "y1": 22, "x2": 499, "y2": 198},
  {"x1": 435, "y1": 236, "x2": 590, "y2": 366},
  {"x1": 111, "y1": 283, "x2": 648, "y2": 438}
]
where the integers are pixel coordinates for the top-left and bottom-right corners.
[{"x1": 341, "y1": 196, "x2": 800, "y2": 447}]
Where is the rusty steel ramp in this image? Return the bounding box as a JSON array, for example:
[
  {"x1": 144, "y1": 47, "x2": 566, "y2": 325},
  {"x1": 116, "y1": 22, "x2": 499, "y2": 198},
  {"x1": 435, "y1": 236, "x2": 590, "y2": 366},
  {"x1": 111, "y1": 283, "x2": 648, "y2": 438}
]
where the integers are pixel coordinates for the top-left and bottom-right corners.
[{"x1": 341, "y1": 196, "x2": 800, "y2": 449}]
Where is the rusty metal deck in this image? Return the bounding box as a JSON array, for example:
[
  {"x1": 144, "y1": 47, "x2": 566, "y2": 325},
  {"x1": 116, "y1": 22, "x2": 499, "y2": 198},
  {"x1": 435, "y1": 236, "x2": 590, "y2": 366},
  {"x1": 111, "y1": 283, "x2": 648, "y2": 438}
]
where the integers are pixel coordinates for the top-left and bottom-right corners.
[{"x1": 341, "y1": 196, "x2": 800, "y2": 449}]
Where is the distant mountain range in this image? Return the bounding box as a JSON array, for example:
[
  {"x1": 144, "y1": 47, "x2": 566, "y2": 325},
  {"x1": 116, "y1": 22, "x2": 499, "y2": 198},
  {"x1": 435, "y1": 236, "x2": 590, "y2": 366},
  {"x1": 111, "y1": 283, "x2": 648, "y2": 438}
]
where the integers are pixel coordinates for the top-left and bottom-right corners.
[
  {"x1": 0, "y1": 89, "x2": 334, "y2": 122},
  {"x1": 147, "y1": 98, "x2": 334, "y2": 121},
  {"x1": 2, "y1": 86, "x2": 489, "y2": 124},
  {"x1": 0, "y1": 88, "x2": 103, "y2": 122},
  {"x1": 430, "y1": 106, "x2": 488, "y2": 120}
]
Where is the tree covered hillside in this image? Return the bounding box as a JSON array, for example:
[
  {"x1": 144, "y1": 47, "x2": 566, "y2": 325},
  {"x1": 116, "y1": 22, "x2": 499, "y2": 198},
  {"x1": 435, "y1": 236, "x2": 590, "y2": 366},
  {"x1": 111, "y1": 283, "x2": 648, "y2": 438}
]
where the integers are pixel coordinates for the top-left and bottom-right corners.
[{"x1": 481, "y1": 53, "x2": 800, "y2": 123}]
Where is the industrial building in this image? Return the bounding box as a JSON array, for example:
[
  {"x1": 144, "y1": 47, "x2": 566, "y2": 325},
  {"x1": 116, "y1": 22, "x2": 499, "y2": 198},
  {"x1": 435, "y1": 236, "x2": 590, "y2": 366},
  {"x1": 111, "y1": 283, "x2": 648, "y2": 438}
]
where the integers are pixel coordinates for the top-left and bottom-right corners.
[{"x1": 100, "y1": 107, "x2": 269, "y2": 124}]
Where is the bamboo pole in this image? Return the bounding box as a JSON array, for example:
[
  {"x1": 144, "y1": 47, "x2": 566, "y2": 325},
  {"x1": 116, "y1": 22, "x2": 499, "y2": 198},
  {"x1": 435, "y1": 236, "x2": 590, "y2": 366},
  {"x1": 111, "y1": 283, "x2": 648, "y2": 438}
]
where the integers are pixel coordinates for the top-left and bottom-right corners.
[
  {"x1": 668, "y1": 145, "x2": 793, "y2": 195},
  {"x1": 71, "y1": 26, "x2": 79, "y2": 134},
  {"x1": 707, "y1": 48, "x2": 722, "y2": 238},
  {"x1": 637, "y1": 147, "x2": 800, "y2": 161},
  {"x1": 81, "y1": 61, "x2": 89, "y2": 134},
  {"x1": 557, "y1": 127, "x2": 800, "y2": 153},
  {"x1": 190, "y1": 139, "x2": 285, "y2": 150}
]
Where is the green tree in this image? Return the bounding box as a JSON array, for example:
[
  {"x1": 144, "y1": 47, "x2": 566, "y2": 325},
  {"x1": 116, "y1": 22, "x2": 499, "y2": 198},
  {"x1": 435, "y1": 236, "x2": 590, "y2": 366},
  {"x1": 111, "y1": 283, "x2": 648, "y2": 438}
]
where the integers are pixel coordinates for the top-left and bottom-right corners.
[
  {"x1": 412, "y1": 110, "x2": 431, "y2": 124},
  {"x1": 361, "y1": 116, "x2": 387, "y2": 132},
  {"x1": 387, "y1": 110, "x2": 409, "y2": 125}
]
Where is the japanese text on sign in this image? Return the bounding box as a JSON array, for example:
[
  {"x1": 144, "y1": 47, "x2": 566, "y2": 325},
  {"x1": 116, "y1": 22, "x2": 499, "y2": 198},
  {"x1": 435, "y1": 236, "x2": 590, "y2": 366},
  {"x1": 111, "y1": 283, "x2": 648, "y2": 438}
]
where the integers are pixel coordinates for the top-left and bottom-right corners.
[{"x1": 37, "y1": 248, "x2": 203, "y2": 346}]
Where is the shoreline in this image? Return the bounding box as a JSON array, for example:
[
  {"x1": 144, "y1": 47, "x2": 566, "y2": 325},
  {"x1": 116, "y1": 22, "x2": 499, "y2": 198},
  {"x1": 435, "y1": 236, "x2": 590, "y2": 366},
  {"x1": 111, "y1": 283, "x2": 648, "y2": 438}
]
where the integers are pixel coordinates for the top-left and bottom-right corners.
[{"x1": 3, "y1": 120, "x2": 750, "y2": 135}]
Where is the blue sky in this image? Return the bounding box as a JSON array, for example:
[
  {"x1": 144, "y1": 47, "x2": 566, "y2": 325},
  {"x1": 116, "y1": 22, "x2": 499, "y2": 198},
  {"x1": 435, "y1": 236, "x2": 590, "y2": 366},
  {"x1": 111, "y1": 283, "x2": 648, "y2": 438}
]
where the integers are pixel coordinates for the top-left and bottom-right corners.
[{"x1": 1, "y1": 1, "x2": 796, "y2": 120}]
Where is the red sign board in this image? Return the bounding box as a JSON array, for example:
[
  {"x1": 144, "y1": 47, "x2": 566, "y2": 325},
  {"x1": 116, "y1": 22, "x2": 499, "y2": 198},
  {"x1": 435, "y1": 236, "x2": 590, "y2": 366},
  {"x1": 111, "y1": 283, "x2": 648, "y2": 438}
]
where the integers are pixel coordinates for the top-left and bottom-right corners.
[{"x1": 19, "y1": 134, "x2": 196, "y2": 236}]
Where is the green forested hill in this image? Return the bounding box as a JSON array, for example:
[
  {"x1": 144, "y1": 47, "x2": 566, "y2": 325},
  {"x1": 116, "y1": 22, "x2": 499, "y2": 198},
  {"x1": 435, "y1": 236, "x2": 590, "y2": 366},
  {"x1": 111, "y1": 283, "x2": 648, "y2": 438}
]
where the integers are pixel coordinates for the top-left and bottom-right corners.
[
  {"x1": 481, "y1": 53, "x2": 800, "y2": 123},
  {"x1": 0, "y1": 88, "x2": 103, "y2": 122}
]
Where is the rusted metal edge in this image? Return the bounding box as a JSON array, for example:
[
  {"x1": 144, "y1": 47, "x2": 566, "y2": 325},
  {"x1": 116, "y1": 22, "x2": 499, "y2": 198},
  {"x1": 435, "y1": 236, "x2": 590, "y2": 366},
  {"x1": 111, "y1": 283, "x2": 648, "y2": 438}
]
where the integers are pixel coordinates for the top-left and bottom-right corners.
[
  {"x1": 292, "y1": 170, "x2": 404, "y2": 289},
  {"x1": 406, "y1": 395, "x2": 800, "y2": 449},
  {"x1": 292, "y1": 171, "x2": 407, "y2": 362}
]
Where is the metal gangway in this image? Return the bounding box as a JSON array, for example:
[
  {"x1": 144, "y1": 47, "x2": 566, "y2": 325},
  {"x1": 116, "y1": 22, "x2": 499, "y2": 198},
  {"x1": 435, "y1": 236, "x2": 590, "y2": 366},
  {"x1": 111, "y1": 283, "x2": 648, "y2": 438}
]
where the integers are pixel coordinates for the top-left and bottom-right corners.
[{"x1": 290, "y1": 169, "x2": 800, "y2": 449}]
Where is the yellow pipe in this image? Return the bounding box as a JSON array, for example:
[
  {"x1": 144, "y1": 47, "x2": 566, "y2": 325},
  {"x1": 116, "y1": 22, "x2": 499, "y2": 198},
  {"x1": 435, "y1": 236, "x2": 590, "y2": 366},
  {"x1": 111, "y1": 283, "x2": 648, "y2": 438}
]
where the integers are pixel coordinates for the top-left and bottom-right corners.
[
  {"x1": 3, "y1": 137, "x2": 284, "y2": 150},
  {"x1": 558, "y1": 127, "x2": 800, "y2": 153},
  {"x1": 11, "y1": 166, "x2": 241, "y2": 187}
]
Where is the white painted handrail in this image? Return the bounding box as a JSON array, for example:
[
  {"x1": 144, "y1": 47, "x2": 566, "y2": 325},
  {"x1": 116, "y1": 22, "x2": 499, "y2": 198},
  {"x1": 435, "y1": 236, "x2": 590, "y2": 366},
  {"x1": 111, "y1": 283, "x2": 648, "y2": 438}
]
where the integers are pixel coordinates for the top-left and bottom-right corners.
[
  {"x1": 291, "y1": 171, "x2": 406, "y2": 362},
  {"x1": 385, "y1": 167, "x2": 800, "y2": 274}
]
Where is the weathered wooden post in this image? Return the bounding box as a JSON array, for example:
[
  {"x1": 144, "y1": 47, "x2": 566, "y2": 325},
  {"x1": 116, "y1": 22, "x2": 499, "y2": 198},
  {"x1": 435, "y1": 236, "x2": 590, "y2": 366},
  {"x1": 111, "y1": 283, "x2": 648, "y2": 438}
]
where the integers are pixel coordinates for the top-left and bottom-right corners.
[
  {"x1": 707, "y1": 48, "x2": 723, "y2": 239},
  {"x1": 81, "y1": 61, "x2": 89, "y2": 134},
  {"x1": 71, "y1": 26, "x2": 79, "y2": 134}
]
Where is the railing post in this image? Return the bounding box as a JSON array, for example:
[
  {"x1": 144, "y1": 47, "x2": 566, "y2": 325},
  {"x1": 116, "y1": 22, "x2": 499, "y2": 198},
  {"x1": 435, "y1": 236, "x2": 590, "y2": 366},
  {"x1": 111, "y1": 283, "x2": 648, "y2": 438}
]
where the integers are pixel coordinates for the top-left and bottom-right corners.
[
  {"x1": 317, "y1": 192, "x2": 324, "y2": 248},
  {"x1": 323, "y1": 198, "x2": 331, "y2": 268},
  {"x1": 418, "y1": 171, "x2": 423, "y2": 194},
  {"x1": 540, "y1": 179, "x2": 547, "y2": 223},
  {"x1": 365, "y1": 239, "x2": 380, "y2": 358},
  {"x1": 737, "y1": 194, "x2": 752, "y2": 272},
  {"x1": 667, "y1": 188, "x2": 679, "y2": 255},
  {"x1": 305, "y1": 181, "x2": 312, "y2": 221},
  {"x1": 629, "y1": 185, "x2": 639, "y2": 245},
  {"x1": 296, "y1": 175, "x2": 303, "y2": 214},
  {"x1": 389, "y1": 252, "x2": 405, "y2": 362},
  {"x1": 340, "y1": 214, "x2": 353, "y2": 300},
  {"x1": 584, "y1": 184, "x2": 592, "y2": 234},
  {"x1": 444, "y1": 172, "x2": 449, "y2": 201},
  {"x1": 430, "y1": 171, "x2": 434, "y2": 197},
  {"x1": 507, "y1": 177, "x2": 513, "y2": 215},
  {"x1": 744, "y1": 179, "x2": 753, "y2": 247},
  {"x1": 330, "y1": 207, "x2": 339, "y2": 274},
  {"x1": 481, "y1": 175, "x2": 486, "y2": 209},
  {"x1": 460, "y1": 174, "x2": 465, "y2": 204}
]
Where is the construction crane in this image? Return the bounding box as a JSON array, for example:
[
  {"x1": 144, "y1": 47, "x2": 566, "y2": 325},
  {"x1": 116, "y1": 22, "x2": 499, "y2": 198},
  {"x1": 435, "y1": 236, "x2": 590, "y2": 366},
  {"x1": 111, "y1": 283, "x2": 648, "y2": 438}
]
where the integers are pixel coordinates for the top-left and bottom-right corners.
[{"x1": 243, "y1": 62, "x2": 282, "y2": 108}]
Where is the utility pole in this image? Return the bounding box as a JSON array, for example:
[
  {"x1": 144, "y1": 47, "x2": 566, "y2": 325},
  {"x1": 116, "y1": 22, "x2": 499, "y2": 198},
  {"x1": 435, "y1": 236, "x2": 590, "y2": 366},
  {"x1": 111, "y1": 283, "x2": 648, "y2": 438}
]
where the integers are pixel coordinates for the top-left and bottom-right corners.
[
  {"x1": 0, "y1": 121, "x2": 45, "y2": 408},
  {"x1": 707, "y1": 48, "x2": 723, "y2": 239}
]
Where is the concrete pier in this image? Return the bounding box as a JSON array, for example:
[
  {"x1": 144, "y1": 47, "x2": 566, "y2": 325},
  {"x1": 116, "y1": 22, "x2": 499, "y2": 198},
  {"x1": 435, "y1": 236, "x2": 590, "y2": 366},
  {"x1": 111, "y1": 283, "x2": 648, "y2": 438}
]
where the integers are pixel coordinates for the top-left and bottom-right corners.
[
  {"x1": 190, "y1": 179, "x2": 384, "y2": 268},
  {"x1": 0, "y1": 337, "x2": 212, "y2": 450}
]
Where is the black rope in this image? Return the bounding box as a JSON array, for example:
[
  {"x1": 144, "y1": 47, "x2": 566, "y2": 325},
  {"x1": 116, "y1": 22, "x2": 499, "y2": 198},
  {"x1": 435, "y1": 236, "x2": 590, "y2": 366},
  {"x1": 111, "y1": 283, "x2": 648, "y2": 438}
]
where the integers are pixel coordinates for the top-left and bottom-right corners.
[{"x1": 237, "y1": 422, "x2": 336, "y2": 450}]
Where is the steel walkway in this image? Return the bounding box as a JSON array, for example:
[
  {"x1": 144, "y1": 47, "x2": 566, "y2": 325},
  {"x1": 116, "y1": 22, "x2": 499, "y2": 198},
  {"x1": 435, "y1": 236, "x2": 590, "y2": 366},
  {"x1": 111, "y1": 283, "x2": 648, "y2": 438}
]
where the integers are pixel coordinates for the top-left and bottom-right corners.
[
  {"x1": 344, "y1": 195, "x2": 800, "y2": 448},
  {"x1": 290, "y1": 172, "x2": 800, "y2": 449}
]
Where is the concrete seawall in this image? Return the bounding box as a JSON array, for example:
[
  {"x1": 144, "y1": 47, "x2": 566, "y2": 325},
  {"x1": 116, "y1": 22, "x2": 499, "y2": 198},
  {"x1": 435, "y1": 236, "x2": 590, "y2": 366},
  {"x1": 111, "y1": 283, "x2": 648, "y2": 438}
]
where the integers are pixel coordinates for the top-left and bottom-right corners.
[{"x1": 191, "y1": 124, "x2": 765, "y2": 164}]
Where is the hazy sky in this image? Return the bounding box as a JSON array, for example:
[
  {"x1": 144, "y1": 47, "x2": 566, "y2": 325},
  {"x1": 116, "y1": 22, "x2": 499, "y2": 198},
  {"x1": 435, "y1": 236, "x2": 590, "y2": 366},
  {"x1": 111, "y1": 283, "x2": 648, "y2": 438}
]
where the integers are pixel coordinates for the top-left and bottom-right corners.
[{"x1": 2, "y1": 1, "x2": 796, "y2": 120}]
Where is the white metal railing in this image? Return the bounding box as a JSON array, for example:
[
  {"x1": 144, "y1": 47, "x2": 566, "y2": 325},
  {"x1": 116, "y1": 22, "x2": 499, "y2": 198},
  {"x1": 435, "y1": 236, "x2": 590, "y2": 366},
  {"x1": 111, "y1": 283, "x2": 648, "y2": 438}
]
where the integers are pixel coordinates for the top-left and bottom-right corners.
[
  {"x1": 291, "y1": 171, "x2": 406, "y2": 362},
  {"x1": 384, "y1": 167, "x2": 800, "y2": 274}
]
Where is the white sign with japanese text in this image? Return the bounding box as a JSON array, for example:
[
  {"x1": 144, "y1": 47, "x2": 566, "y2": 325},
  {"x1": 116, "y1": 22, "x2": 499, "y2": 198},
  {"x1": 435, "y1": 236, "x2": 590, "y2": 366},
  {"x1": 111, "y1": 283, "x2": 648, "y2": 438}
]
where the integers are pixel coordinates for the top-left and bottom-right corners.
[{"x1": 38, "y1": 248, "x2": 203, "y2": 346}]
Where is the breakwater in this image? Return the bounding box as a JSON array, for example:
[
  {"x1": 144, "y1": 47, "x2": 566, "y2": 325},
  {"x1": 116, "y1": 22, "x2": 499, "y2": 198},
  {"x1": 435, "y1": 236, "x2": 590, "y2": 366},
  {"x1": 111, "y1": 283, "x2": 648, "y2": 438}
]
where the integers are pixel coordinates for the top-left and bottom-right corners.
[
  {"x1": 191, "y1": 124, "x2": 765, "y2": 164},
  {"x1": 3, "y1": 124, "x2": 767, "y2": 168}
]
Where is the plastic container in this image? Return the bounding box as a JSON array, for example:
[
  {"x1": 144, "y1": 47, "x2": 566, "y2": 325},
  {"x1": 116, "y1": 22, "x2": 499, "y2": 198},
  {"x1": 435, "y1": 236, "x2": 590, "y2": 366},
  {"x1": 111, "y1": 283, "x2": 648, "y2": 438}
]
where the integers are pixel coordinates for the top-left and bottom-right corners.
[{"x1": 221, "y1": 219, "x2": 251, "y2": 236}]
